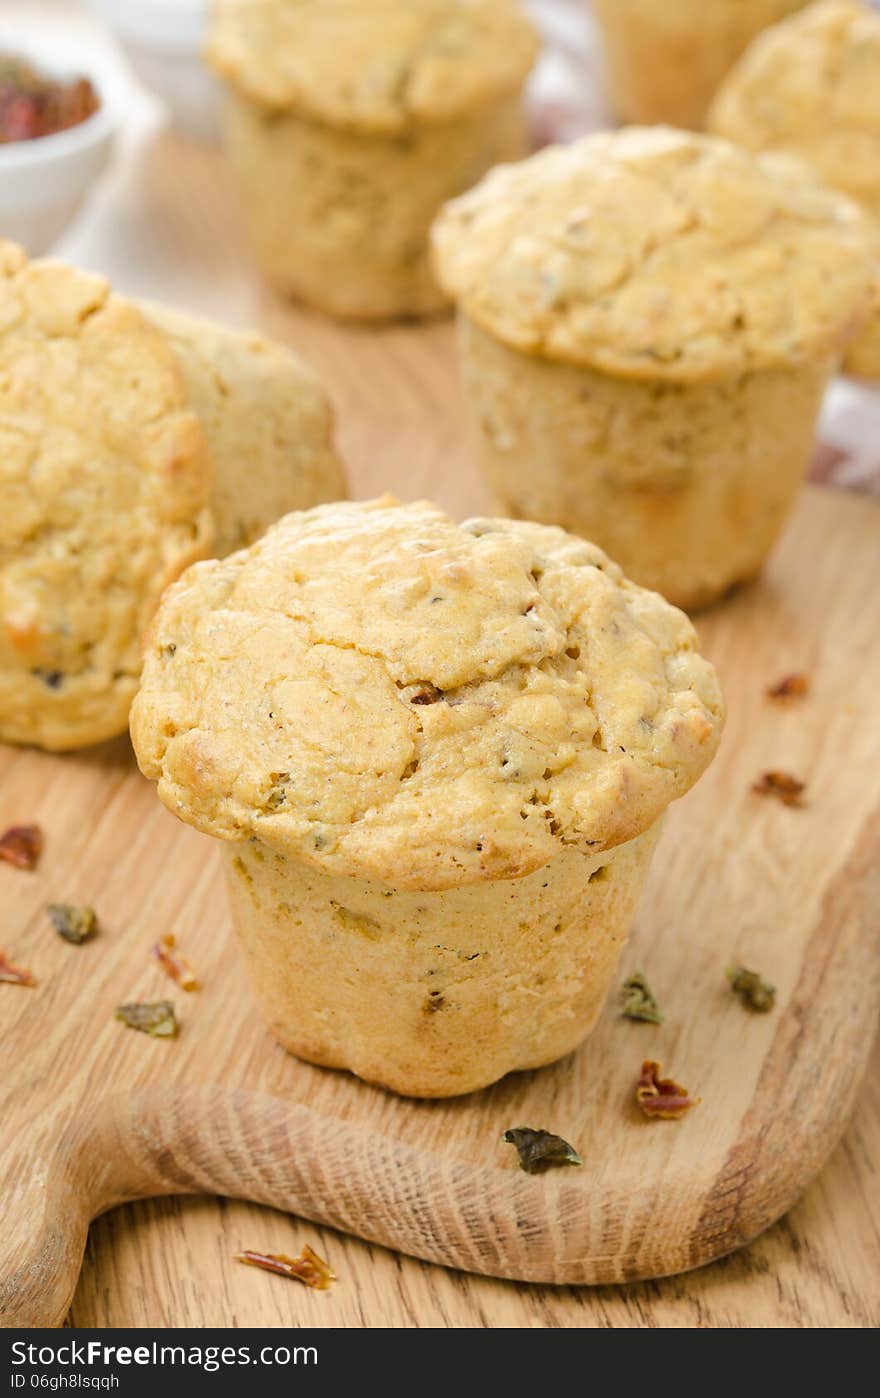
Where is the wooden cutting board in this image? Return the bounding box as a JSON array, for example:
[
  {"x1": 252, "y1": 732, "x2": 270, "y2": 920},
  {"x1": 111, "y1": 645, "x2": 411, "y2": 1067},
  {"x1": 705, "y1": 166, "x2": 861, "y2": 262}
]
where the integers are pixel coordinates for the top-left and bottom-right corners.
[
  {"x1": 1, "y1": 355, "x2": 879, "y2": 1325},
  {"x1": 1, "y1": 133, "x2": 879, "y2": 1325}
]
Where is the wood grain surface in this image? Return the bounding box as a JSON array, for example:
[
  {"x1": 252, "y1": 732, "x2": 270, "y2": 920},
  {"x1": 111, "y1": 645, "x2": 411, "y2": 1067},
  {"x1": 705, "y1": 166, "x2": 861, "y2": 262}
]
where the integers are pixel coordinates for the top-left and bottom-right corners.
[
  {"x1": 2, "y1": 481, "x2": 879, "y2": 1328},
  {"x1": 0, "y1": 2, "x2": 879, "y2": 1329}
]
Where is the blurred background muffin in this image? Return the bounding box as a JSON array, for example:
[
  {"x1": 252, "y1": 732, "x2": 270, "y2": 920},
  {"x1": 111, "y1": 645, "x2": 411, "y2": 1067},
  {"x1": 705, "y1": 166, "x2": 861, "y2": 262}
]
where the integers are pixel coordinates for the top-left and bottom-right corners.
[
  {"x1": 592, "y1": 0, "x2": 812, "y2": 129},
  {"x1": 709, "y1": 0, "x2": 880, "y2": 379},
  {"x1": 206, "y1": 0, "x2": 539, "y2": 320},
  {"x1": 433, "y1": 127, "x2": 874, "y2": 609}
]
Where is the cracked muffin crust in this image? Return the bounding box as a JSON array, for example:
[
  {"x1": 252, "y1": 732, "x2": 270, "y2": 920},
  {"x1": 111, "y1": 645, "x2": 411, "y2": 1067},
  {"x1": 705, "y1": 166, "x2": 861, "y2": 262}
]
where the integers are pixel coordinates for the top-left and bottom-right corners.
[
  {"x1": 431, "y1": 126, "x2": 874, "y2": 383},
  {"x1": 207, "y1": 0, "x2": 538, "y2": 320},
  {"x1": 130, "y1": 497, "x2": 724, "y2": 891},
  {"x1": 708, "y1": 0, "x2": 880, "y2": 379},
  {"x1": 0, "y1": 242, "x2": 213, "y2": 751}
]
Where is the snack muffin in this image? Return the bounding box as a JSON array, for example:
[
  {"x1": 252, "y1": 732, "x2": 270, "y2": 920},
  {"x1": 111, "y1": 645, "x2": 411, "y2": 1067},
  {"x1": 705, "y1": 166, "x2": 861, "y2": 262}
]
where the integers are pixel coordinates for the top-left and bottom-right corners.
[
  {"x1": 130, "y1": 497, "x2": 724, "y2": 1098},
  {"x1": 432, "y1": 127, "x2": 874, "y2": 609},
  {"x1": 708, "y1": 0, "x2": 880, "y2": 379},
  {"x1": 0, "y1": 242, "x2": 344, "y2": 751},
  {"x1": 206, "y1": 0, "x2": 539, "y2": 320},
  {"x1": 592, "y1": 0, "x2": 811, "y2": 130}
]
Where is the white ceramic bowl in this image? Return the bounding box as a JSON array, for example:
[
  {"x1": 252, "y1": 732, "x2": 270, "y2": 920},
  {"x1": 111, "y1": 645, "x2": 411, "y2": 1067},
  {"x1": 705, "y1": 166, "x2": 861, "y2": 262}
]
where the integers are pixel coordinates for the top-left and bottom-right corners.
[
  {"x1": 88, "y1": 0, "x2": 221, "y2": 143},
  {"x1": 0, "y1": 35, "x2": 121, "y2": 257}
]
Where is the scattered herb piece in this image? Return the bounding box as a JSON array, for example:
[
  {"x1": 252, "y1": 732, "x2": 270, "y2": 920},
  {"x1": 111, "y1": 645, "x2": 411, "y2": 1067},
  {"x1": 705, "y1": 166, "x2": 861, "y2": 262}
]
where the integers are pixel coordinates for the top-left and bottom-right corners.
[
  {"x1": 236, "y1": 1246, "x2": 336, "y2": 1290},
  {"x1": 115, "y1": 1000, "x2": 178, "y2": 1038},
  {"x1": 501, "y1": 1127, "x2": 583, "y2": 1174},
  {"x1": 152, "y1": 934, "x2": 198, "y2": 991},
  {"x1": 727, "y1": 965, "x2": 776, "y2": 1014},
  {"x1": 0, "y1": 950, "x2": 35, "y2": 986},
  {"x1": 620, "y1": 971, "x2": 663, "y2": 1024},
  {"x1": 48, "y1": 903, "x2": 98, "y2": 945},
  {"x1": 752, "y1": 771, "x2": 806, "y2": 807},
  {"x1": 635, "y1": 1060, "x2": 699, "y2": 1120},
  {"x1": 766, "y1": 673, "x2": 809, "y2": 701},
  {"x1": 0, "y1": 823, "x2": 43, "y2": 870}
]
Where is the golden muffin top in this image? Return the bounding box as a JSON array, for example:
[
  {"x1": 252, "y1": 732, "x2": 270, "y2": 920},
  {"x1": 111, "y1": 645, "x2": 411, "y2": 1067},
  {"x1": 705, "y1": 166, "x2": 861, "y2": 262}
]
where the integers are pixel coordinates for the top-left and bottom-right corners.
[
  {"x1": 431, "y1": 125, "x2": 874, "y2": 382},
  {"x1": 130, "y1": 497, "x2": 724, "y2": 891},
  {"x1": 206, "y1": 0, "x2": 539, "y2": 132},
  {"x1": 0, "y1": 241, "x2": 213, "y2": 752},
  {"x1": 709, "y1": 1, "x2": 880, "y2": 220}
]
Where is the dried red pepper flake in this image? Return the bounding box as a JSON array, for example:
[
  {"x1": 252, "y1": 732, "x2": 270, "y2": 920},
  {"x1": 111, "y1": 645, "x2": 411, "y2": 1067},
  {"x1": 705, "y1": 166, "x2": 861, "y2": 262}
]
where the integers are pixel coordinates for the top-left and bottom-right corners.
[
  {"x1": 0, "y1": 950, "x2": 36, "y2": 986},
  {"x1": 151, "y1": 933, "x2": 198, "y2": 991},
  {"x1": 635, "y1": 1060, "x2": 699, "y2": 1120},
  {"x1": 766, "y1": 673, "x2": 809, "y2": 701},
  {"x1": 0, "y1": 823, "x2": 43, "y2": 870},
  {"x1": 752, "y1": 771, "x2": 806, "y2": 807},
  {"x1": 236, "y1": 1246, "x2": 336, "y2": 1290}
]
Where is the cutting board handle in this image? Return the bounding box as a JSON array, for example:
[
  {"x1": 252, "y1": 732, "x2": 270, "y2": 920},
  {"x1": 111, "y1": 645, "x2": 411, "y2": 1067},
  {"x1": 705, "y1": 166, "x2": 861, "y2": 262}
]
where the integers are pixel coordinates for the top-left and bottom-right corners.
[
  {"x1": 1, "y1": 1083, "x2": 476, "y2": 1328},
  {"x1": 2, "y1": 1089, "x2": 193, "y2": 1328},
  {"x1": 1, "y1": 1085, "x2": 323, "y2": 1328}
]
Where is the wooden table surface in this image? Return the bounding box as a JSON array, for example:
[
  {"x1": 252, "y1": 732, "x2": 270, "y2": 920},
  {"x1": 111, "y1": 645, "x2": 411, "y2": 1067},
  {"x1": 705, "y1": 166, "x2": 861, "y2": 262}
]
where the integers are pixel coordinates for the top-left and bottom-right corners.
[{"x1": 6, "y1": 1, "x2": 880, "y2": 1329}]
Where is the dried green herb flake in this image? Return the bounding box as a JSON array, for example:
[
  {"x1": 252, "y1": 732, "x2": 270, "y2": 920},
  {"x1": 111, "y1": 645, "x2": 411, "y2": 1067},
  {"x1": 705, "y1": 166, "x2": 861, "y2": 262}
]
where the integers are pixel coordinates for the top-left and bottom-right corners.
[
  {"x1": 727, "y1": 965, "x2": 776, "y2": 1013},
  {"x1": 48, "y1": 903, "x2": 98, "y2": 945},
  {"x1": 115, "y1": 1000, "x2": 178, "y2": 1038},
  {"x1": 620, "y1": 971, "x2": 663, "y2": 1023},
  {"x1": 502, "y1": 1127, "x2": 583, "y2": 1174}
]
